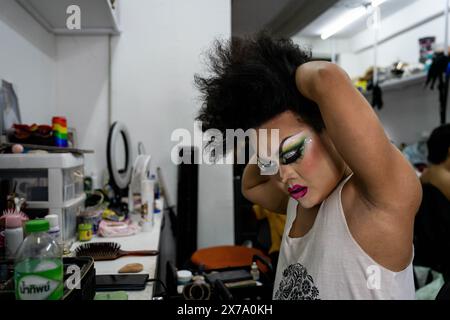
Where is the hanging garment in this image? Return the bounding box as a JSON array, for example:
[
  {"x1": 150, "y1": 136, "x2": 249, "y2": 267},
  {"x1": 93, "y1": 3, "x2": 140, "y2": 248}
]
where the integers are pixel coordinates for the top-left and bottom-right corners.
[{"x1": 414, "y1": 183, "x2": 450, "y2": 281}]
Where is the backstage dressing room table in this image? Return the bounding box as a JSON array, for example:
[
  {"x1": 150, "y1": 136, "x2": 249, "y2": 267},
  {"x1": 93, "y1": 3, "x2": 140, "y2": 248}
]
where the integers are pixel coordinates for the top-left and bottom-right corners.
[{"x1": 70, "y1": 210, "x2": 164, "y2": 300}]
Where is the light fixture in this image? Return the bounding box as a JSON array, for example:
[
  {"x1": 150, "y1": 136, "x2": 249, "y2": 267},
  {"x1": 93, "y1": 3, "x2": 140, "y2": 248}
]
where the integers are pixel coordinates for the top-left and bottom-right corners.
[
  {"x1": 320, "y1": 0, "x2": 389, "y2": 40},
  {"x1": 320, "y1": 7, "x2": 367, "y2": 40},
  {"x1": 371, "y1": 0, "x2": 388, "y2": 8}
]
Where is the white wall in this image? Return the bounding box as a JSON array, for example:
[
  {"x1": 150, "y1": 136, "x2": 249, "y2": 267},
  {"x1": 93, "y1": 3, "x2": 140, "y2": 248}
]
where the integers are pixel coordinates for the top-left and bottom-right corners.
[
  {"x1": 0, "y1": 0, "x2": 109, "y2": 186},
  {"x1": 55, "y1": 36, "x2": 110, "y2": 180},
  {"x1": 0, "y1": 0, "x2": 56, "y2": 125},
  {"x1": 371, "y1": 86, "x2": 439, "y2": 145},
  {"x1": 344, "y1": 0, "x2": 449, "y2": 144},
  {"x1": 344, "y1": 0, "x2": 450, "y2": 78},
  {"x1": 110, "y1": 0, "x2": 233, "y2": 248},
  {"x1": 2, "y1": 0, "x2": 236, "y2": 249},
  {"x1": 295, "y1": 0, "x2": 449, "y2": 145}
]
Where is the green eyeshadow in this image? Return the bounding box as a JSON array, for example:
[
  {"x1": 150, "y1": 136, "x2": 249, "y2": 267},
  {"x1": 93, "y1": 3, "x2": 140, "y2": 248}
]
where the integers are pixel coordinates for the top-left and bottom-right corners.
[{"x1": 279, "y1": 135, "x2": 309, "y2": 165}]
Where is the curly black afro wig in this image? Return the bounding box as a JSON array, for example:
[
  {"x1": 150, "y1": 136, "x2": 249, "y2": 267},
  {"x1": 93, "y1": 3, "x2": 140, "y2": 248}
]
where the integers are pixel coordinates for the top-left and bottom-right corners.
[{"x1": 195, "y1": 32, "x2": 325, "y2": 155}]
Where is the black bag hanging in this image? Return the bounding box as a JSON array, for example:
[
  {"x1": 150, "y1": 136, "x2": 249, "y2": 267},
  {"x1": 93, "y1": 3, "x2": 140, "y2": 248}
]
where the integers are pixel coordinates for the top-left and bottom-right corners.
[
  {"x1": 425, "y1": 52, "x2": 449, "y2": 125},
  {"x1": 372, "y1": 84, "x2": 384, "y2": 110}
]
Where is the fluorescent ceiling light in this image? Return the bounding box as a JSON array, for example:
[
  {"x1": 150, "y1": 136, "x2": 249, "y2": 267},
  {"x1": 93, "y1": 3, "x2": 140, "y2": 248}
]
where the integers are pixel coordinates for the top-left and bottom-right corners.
[
  {"x1": 320, "y1": 7, "x2": 367, "y2": 40},
  {"x1": 371, "y1": 0, "x2": 388, "y2": 7}
]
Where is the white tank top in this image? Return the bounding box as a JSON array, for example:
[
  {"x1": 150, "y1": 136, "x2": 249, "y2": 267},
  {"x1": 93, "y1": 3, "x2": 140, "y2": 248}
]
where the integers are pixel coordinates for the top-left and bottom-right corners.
[{"x1": 273, "y1": 174, "x2": 415, "y2": 300}]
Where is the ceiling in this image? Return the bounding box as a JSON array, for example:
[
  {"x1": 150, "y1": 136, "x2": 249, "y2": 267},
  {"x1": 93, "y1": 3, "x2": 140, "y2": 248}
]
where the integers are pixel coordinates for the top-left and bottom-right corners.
[
  {"x1": 295, "y1": 0, "x2": 419, "y2": 39},
  {"x1": 232, "y1": 0, "x2": 340, "y2": 37}
]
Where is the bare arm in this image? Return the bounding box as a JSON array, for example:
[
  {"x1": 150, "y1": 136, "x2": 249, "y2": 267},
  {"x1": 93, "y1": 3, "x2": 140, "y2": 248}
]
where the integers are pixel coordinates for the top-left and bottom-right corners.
[
  {"x1": 242, "y1": 156, "x2": 289, "y2": 214},
  {"x1": 295, "y1": 62, "x2": 421, "y2": 216}
]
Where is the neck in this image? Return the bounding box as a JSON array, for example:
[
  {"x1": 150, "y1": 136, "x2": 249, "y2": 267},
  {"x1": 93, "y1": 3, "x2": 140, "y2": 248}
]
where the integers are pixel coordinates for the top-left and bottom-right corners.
[
  {"x1": 443, "y1": 158, "x2": 450, "y2": 171},
  {"x1": 430, "y1": 159, "x2": 450, "y2": 172}
]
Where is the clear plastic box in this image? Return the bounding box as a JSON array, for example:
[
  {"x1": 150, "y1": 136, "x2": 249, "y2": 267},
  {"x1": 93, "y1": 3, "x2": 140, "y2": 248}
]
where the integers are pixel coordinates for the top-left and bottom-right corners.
[
  {"x1": 51, "y1": 196, "x2": 85, "y2": 249},
  {"x1": 24, "y1": 195, "x2": 85, "y2": 251},
  {"x1": 0, "y1": 153, "x2": 84, "y2": 206},
  {"x1": 0, "y1": 167, "x2": 84, "y2": 203},
  {"x1": 0, "y1": 169, "x2": 49, "y2": 201},
  {"x1": 62, "y1": 166, "x2": 84, "y2": 201}
]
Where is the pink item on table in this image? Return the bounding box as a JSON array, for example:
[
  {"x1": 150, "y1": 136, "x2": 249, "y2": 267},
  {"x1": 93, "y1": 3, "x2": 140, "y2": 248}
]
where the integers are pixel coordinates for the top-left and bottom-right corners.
[
  {"x1": 0, "y1": 209, "x2": 28, "y2": 229},
  {"x1": 98, "y1": 220, "x2": 141, "y2": 238}
]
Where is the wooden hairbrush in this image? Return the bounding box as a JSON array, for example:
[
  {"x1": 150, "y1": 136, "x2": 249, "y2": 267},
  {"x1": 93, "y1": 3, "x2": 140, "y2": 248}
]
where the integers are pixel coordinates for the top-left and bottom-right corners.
[{"x1": 75, "y1": 242, "x2": 159, "y2": 261}]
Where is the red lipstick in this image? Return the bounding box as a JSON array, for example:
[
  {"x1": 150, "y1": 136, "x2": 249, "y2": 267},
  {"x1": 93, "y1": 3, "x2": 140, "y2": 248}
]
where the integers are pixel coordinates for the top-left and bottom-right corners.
[{"x1": 288, "y1": 184, "x2": 308, "y2": 200}]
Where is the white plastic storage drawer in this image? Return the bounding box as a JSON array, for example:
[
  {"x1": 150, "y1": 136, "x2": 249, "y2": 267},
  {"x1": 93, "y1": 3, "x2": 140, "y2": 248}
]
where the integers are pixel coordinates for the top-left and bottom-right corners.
[
  {"x1": 50, "y1": 196, "x2": 85, "y2": 248},
  {"x1": 0, "y1": 169, "x2": 49, "y2": 201},
  {"x1": 62, "y1": 166, "x2": 84, "y2": 201},
  {"x1": 0, "y1": 153, "x2": 84, "y2": 206},
  {"x1": 23, "y1": 195, "x2": 85, "y2": 252}
]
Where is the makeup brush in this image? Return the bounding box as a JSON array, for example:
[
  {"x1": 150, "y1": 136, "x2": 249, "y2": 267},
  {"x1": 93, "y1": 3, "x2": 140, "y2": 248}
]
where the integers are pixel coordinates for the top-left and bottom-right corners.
[{"x1": 74, "y1": 242, "x2": 159, "y2": 261}]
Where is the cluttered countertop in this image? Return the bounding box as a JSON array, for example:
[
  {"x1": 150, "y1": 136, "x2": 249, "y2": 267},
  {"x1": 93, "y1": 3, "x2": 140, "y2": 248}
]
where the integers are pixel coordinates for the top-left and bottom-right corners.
[
  {"x1": 0, "y1": 159, "x2": 166, "y2": 300},
  {"x1": 0, "y1": 114, "x2": 170, "y2": 300},
  {"x1": 69, "y1": 210, "x2": 164, "y2": 300}
]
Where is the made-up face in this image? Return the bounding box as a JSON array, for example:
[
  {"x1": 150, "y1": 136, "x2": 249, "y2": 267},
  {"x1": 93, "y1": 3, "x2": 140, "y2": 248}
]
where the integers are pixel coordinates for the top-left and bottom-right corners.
[{"x1": 255, "y1": 110, "x2": 347, "y2": 209}]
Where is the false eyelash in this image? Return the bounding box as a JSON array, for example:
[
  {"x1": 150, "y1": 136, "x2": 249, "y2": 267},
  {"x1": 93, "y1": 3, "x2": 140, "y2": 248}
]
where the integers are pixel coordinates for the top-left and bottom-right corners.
[
  {"x1": 282, "y1": 150, "x2": 297, "y2": 159},
  {"x1": 281, "y1": 144, "x2": 305, "y2": 165}
]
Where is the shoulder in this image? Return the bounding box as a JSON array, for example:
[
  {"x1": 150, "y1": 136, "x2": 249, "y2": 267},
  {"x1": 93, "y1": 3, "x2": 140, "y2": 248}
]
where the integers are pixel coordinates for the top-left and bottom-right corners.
[{"x1": 421, "y1": 167, "x2": 450, "y2": 201}]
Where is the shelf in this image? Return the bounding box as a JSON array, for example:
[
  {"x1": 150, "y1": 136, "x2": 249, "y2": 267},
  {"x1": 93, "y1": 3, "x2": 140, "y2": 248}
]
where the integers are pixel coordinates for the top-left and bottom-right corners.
[
  {"x1": 0, "y1": 152, "x2": 84, "y2": 169},
  {"x1": 26, "y1": 193, "x2": 86, "y2": 210},
  {"x1": 363, "y1": 72, "x2": 427, "y2": 97},
  {"x1": 379, "y1": 72, "x2": 427, "y2": 91},
  {"x1": 15, "y1": 0, "x2": 120, "y2": 35}
]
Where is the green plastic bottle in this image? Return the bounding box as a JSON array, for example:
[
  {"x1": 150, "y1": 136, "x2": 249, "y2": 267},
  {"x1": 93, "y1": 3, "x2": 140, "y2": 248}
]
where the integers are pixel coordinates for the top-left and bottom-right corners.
[{"x1": 14, "y1": 219, "x2": 63, "y2": 300}]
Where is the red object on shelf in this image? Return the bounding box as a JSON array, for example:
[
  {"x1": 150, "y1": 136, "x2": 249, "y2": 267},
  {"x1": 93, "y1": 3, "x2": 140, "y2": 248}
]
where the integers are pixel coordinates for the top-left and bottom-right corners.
[
  {"x1": 10, "y1": 123, "x2": 54, "y2": 146},
  {"x1": 52, "y1": 117, "x2": 67, "y2": 126}
]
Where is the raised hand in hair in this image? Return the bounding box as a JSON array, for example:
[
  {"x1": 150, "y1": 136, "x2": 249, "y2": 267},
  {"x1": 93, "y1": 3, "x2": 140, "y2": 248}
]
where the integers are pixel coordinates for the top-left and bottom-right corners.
[{"x1": 425, "y1": 52, "x2": 449, "y2": 90}]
